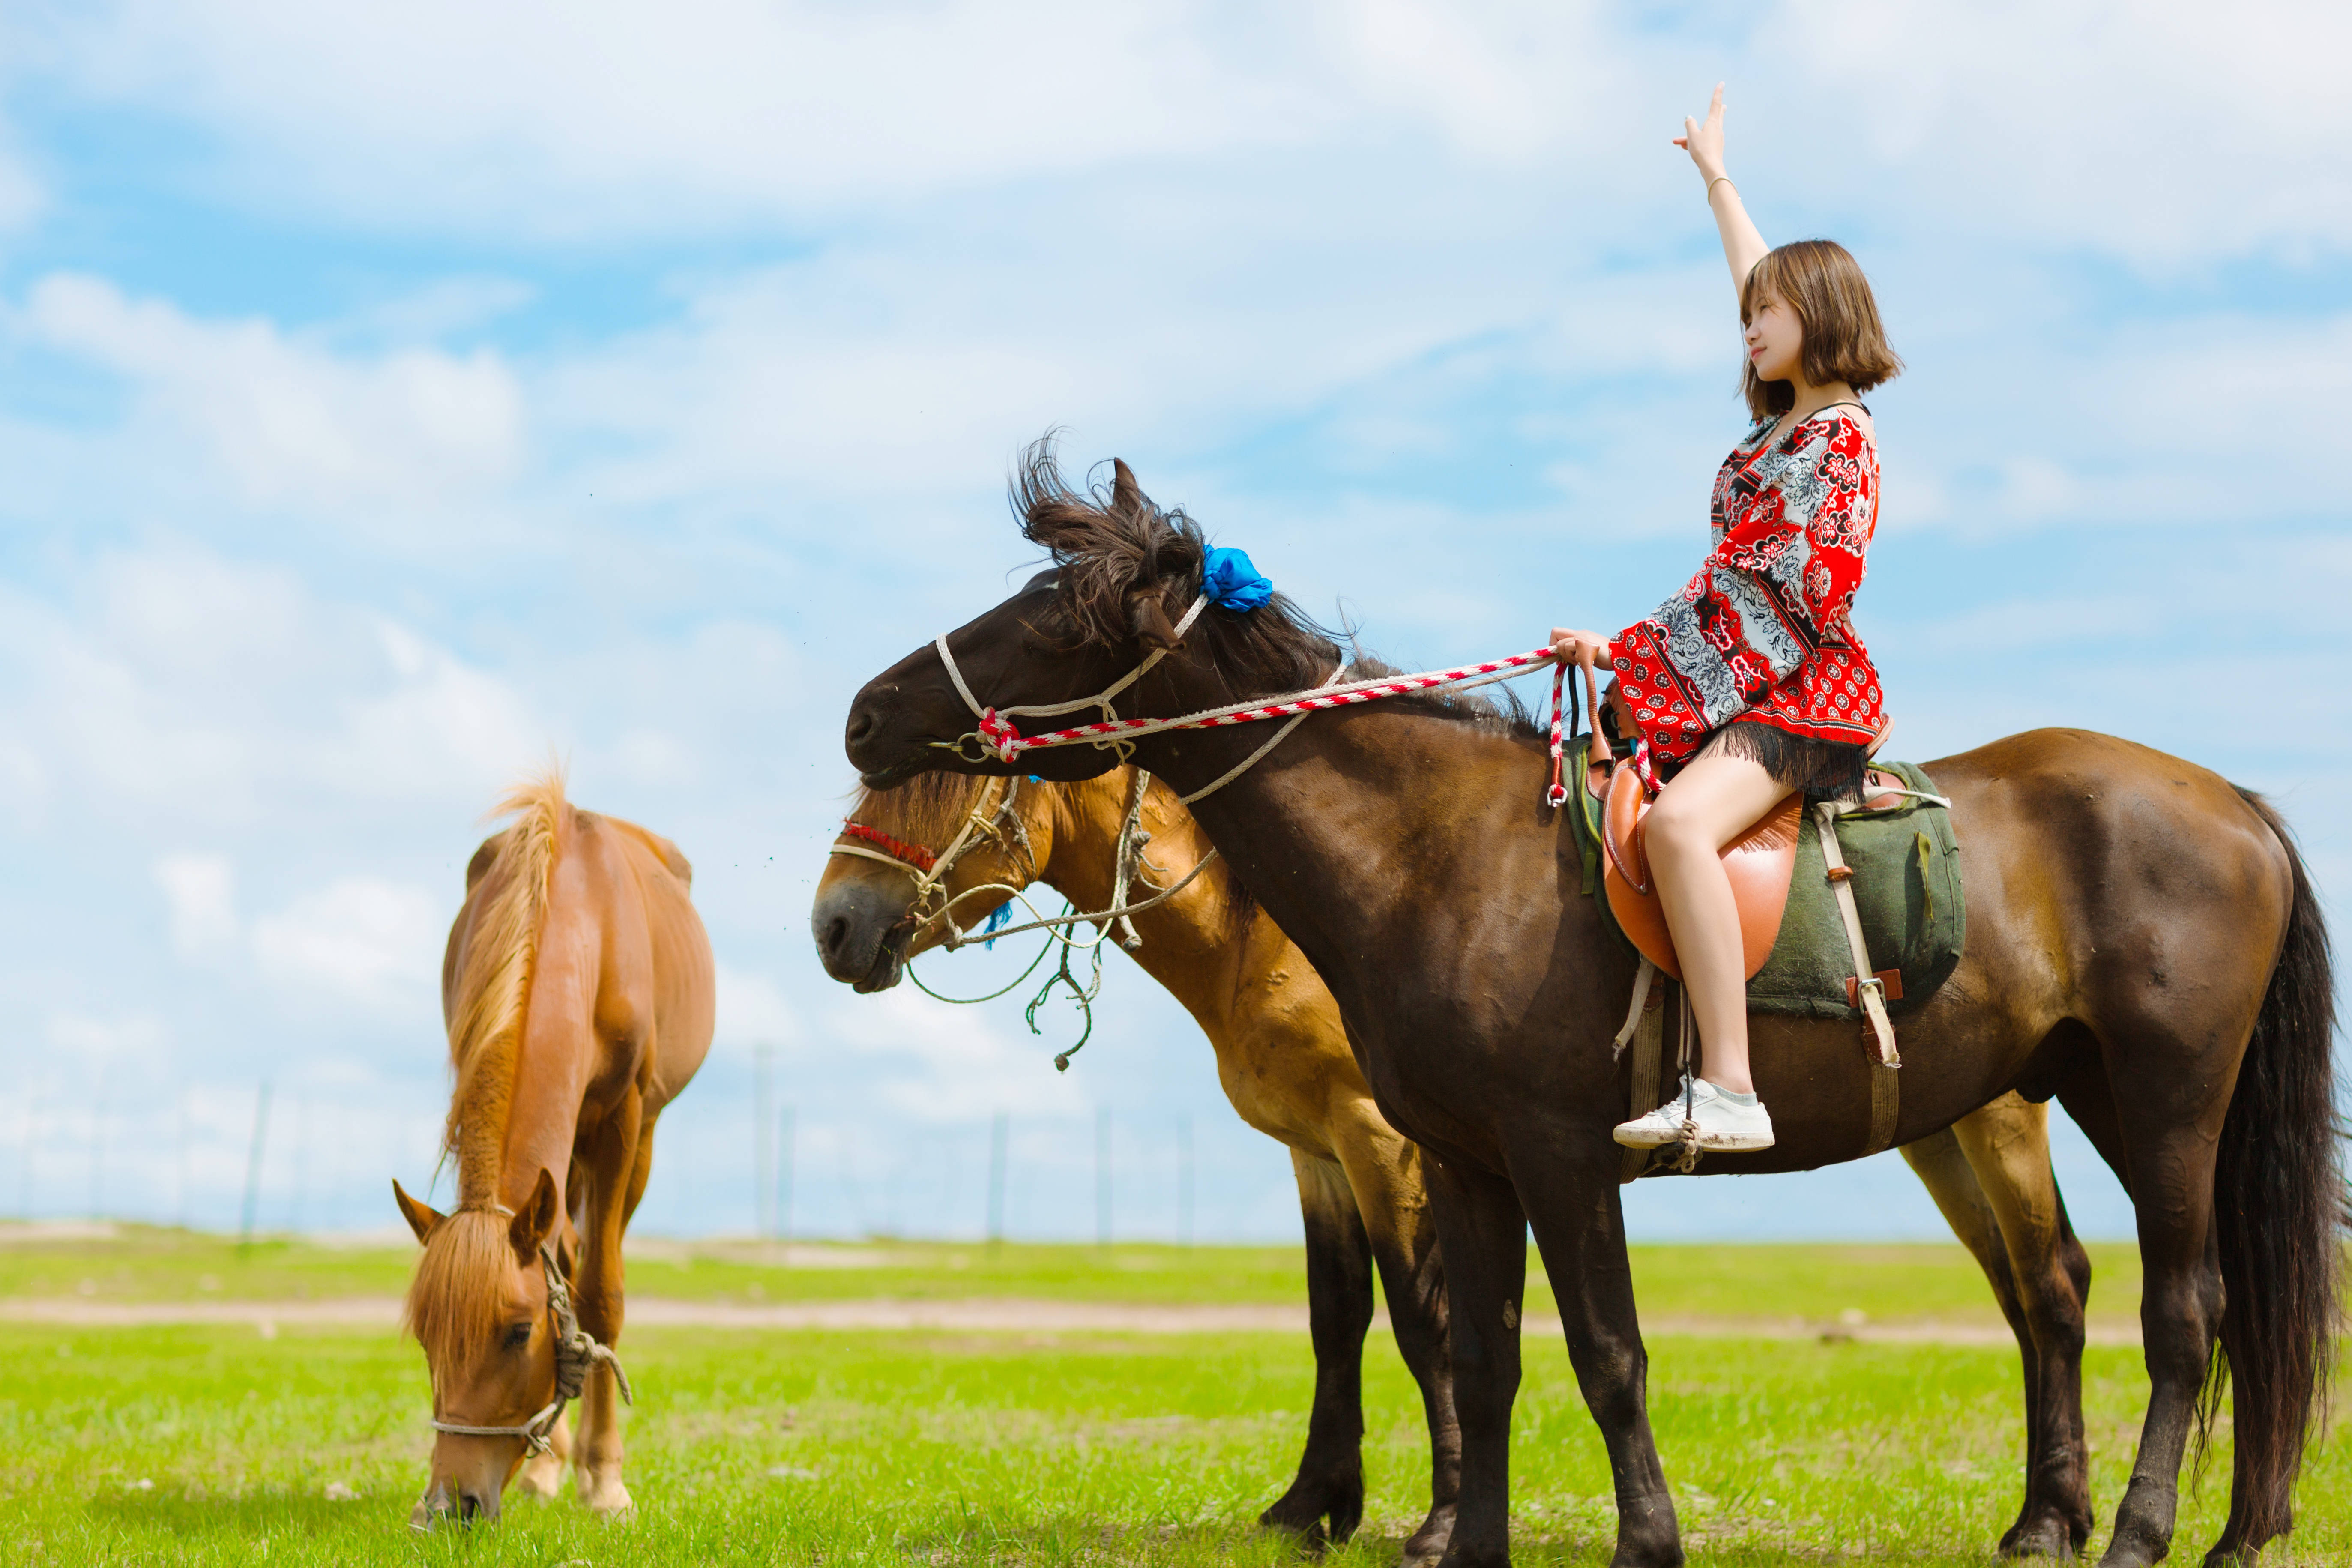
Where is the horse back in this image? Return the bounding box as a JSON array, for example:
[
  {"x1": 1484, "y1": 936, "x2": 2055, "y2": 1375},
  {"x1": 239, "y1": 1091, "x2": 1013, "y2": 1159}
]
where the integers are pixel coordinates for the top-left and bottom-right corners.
[
  {"x1": 572, "y1": 810, "x2": 715, "y2": 1119},
  {"x1": 1924, "y1": 727, "x2": 2293, "y2": 1021}
]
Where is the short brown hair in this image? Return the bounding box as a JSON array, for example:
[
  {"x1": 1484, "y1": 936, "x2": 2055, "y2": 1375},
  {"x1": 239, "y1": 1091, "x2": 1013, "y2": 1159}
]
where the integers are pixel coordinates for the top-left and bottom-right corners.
[{"x1": 1740, "y1": 239, "x2": 1902, "y2": 419}]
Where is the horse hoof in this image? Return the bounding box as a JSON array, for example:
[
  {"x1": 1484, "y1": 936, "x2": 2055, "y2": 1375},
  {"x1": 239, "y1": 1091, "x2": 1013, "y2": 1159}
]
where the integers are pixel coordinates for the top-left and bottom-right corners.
[
  {"x1": 2000, "y1": 1514, "x2": 2083, "y2": 1559},
  {"x1": 583, "y1": 1480, "x2": 634, "y2": 1518},
  {"x1": 513, "y1": 1454, "x2": 566, "y2": 1501},
  {"x1": 1401, "y1": 1505, "x2": 1457, "y2": 1566}
]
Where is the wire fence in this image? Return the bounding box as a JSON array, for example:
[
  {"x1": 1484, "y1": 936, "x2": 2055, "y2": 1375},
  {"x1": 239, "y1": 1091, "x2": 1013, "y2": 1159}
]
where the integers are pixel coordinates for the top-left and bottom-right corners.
[{"x1": 1, "y1": 1046, "x2": 1301, "y2": 1244}]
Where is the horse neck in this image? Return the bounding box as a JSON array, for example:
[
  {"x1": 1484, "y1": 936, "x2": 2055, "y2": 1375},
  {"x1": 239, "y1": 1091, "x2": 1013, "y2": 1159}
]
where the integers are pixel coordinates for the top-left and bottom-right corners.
[
  {"x1": 458, "y1": 850, "x2": 596, "y2": 1220},
  {"x1": 1034, "y1": 772, "x2": 1255, "y2": 1029},
  {"x1": 1141, "y1": 702, "x2": 1580, "y2": 1003}
]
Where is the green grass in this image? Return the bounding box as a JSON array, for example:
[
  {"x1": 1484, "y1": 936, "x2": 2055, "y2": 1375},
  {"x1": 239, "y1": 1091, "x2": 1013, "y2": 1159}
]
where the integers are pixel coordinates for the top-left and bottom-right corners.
[
  {"x1": 0, "y1": 1225, "x2": 2149, "y2": 1329},
  {"x1": 2, "y1": 1231, "x2": 2341, "y2": 1565}
]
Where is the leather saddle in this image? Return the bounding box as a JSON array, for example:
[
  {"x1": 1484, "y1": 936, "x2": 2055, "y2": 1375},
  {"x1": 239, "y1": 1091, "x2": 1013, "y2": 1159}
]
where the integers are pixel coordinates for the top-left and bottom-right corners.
[{"x1": 1579, "y1": 671, "x2": 1897, "y2": 982}]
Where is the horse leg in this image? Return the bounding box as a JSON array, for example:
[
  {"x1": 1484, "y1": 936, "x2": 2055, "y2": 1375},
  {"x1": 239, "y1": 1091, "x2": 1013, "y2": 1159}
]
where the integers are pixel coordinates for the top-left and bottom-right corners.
[
  {"x1": 516, "y1": 1204, "x2": 589, "y2": 1500},
  {"x1": 572, "y1": 1091, "x2": 648, "y2": 1517},
  {"x1": 1259, "y1": 1149, "x2": 1373, "y2": 1550},
  {"x1": 1951, "y1": 1095, "x2": 2095, "y2": 1557},
  {"x1": 1517, "y1": 1150, "x2": 1682, "y2": 1568},
  {"x1": 1421, "y1": 1150, "x2": 1528, "y2": 1568},
  {"x1": 1901, "y1": 1128, "x2": 2047, "y2": 1543},
  {"x1": 514, "y1": 1411, "x2": 572, "y2": 1499},
  {"x1": 1329, "y1": 1108, "x2": 1459, "y2": 1567},
  {"x1": 2087, "y1": 1072, "x2": 2227, "y2": 1568}
]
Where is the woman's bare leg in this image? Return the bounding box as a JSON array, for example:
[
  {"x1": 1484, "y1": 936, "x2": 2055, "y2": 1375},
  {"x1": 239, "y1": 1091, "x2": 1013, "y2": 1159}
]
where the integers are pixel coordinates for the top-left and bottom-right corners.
[{"x1": 1641, "y1": 747, "x2": 1789, "y2": 1093}]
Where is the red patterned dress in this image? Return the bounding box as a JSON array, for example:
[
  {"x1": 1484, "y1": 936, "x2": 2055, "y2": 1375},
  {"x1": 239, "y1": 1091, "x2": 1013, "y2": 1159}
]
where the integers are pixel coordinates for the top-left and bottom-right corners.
[{"x1": 1606, "y1": 405, "x2": 1883, "y2": 796}]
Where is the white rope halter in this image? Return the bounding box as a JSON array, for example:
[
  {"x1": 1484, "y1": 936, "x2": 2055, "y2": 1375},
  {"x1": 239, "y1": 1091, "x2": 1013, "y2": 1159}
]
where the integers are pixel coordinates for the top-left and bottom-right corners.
[{"x1": 427, "y1": 1242, "x2": 632, "y2": 1457}]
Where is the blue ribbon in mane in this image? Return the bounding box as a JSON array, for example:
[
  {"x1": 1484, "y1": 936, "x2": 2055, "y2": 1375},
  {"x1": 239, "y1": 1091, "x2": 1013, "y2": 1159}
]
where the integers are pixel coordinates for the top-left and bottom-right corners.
[{"x1": 1202, "y1": 547, "x2": 1273, "y2": 612}]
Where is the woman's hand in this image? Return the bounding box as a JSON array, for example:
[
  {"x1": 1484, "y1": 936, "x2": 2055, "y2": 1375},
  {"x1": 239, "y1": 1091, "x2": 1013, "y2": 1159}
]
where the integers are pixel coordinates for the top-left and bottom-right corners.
[
  {"x1": 1674, "y1": 82, "x2": 1727, "y2": 181},
  {"x1": 1550, "y1": 628, "x2": 1613, "y2": 670}
]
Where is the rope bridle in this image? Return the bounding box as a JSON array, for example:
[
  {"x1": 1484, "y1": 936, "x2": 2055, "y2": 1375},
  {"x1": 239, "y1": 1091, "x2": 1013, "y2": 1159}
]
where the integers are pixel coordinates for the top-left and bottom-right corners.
[
  {"x1": 841, "y1": 570, "x2": 1611, "y2": 1068},
  {"x1": 929, "y1": 587, "x2": 1606, "y2": 809},
  {"x1": 426, "y1": 1236, "x2": 633, "y2": 1457},
  {"x1": 830, "y1": 765, "x2": 1240, "y2": 1068}
]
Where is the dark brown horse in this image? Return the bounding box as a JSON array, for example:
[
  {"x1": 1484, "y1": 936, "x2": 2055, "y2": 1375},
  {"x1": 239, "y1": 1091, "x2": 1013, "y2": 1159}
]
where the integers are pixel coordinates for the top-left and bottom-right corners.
[
  {"x1": 814, "y1": 766, "x2": 2106, "y2": 1559},
  {"x1": 841, "y1": 447, "x2": 2341, "y2": 1568}
]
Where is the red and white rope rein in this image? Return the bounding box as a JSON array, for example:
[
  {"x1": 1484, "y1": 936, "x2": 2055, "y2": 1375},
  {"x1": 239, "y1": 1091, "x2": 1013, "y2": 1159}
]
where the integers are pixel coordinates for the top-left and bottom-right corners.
[{"x1": 937, "y1": 604, "x2": 1603, "y2": 808}]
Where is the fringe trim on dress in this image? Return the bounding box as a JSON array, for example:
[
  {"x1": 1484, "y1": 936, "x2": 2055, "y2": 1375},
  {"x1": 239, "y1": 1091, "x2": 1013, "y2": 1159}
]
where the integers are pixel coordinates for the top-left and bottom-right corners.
[{"x1": 1701, "y1": 719, "x2": 1869, "y2": 802}]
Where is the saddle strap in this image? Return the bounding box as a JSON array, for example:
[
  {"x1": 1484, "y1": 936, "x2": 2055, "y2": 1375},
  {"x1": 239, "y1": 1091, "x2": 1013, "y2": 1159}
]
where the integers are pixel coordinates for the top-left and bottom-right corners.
[
  {"x1": 1815, "y1": 800, "x2": 1901, "y2": 1155},
  {"x1": 1617, "y1": 960, "x2": 1664, "y2": 1185}
]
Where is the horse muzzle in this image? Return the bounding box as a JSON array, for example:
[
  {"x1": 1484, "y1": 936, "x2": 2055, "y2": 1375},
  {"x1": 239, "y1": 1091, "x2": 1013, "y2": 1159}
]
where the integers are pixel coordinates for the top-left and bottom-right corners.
[
  {"x1": 410, "y1": 1475, "x2": 500, "y2": 1529},
  {"x1": 812, "y1": 882, "x2": 912, "y2": 993}
]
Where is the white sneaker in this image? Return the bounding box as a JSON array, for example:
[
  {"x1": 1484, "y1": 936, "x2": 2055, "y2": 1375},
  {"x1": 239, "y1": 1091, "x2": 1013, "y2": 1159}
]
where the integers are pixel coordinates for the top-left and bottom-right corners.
[{"x1": 1612, "y1": 1077, "x2": 1776, "y2": 1152}]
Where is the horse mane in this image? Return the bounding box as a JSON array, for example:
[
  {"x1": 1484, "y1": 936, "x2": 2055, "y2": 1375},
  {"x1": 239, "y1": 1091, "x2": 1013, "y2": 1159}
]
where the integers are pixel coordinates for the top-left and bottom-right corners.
[
  {"x1": 403, "y1": 1207, "x2": 515, "y2": 1374},
  {"x1": 444, "y1": 772, "x2": 566, "y2": 1207},
  {"x1": 1012, "y1": 438, "x2": 1541, "y2": 743},
  {"x1": 404, "y1": 772, "x2": 567, "y2": 1372},
  {"x1": 1014, "y1": 438, "x2": 1336, "y2": 698},
  {"x1": 846, "y1": 772, "x2": 989, "y2": 852}
]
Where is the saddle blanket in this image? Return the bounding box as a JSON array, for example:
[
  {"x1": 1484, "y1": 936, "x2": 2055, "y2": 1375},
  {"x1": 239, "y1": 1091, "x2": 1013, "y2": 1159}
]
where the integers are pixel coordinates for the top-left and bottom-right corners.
[{"x1": 1571, "y1": 759, "x2": 1966, "y2": 1020}]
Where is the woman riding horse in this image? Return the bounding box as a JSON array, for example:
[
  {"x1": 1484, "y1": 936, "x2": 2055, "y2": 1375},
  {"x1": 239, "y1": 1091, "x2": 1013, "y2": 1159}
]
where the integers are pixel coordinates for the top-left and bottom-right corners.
[{"x1": 1553, "y1": 85, "x2": 1900, "y2": 1155}]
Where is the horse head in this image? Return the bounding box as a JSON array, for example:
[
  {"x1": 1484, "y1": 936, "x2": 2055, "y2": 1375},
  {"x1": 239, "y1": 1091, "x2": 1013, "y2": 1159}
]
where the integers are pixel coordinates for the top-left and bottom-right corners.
[
  {"x1": 811, "y1": 775, "x2": 1053, "y2": 991},
  {"x1": 844, "y1": 438, "x2": 1335, "y2": 792},
  {"x1": 394, "y1": 1168, "x2": 566, "y2": 1527}
]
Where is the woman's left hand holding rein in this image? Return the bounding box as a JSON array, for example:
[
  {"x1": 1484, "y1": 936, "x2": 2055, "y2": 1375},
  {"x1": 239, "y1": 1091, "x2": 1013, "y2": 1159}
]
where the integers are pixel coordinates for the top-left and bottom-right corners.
[{"x1": 1549, "y1": 628, "x2": 1613, "y2": 670}]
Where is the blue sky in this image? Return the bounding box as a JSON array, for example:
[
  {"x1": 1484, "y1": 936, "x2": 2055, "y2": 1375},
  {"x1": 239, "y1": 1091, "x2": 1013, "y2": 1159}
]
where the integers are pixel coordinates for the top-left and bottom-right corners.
[{"x1": 0, "y1": 1, "x2": 2343, "y2": 1244}]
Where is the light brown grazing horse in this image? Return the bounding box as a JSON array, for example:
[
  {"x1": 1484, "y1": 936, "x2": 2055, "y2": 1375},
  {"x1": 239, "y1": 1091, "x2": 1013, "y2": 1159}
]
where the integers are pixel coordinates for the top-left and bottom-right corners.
[
  {"x1": 812, "y1": 766, "x2": 2101, "y2": 1560},
  {"x1": 391, "y1": 775, "x2": 714, "y2": 1525},
  {"x1": 842, "y1": 446, "x2": 2341, "y2": 1568}
]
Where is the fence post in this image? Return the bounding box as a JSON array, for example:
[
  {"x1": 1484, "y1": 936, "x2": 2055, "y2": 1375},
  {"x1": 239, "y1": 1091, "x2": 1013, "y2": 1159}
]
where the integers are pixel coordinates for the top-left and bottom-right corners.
[
  {"x1": 88, "y1": 1066, "x2": 107, "y2": 1223},
  {"x1": 1177, "y1": 1114, "x2": 1194, "y2": 1248},
  {"x1": 1095, "y1": 1106, "x2": 1112, "y2": 1252},
  {"x1": 987, "y1": 1111, "x2": 1008, "y2": 1251},
  {"x1": 754, "y1": 1042, "x2": 774, "y2": 1240},
  {"x1": 239, "y1": 1083, "x2": 271, "y2": 1257},
  {"x1": 175, "y1": 1089, "x2": 191, "y2": 1231},
  {"x1": 777, "y1": 1106, "x2": 795, "y2": 1246},
  {"x1": 16, "y1": 1080, "x2": 39, "y2": 1221}
]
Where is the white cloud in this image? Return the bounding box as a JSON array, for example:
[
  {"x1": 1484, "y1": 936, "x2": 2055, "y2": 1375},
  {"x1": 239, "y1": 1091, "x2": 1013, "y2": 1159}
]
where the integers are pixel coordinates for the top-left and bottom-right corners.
[
  {"x1": 18, "y1": 272, "x2": 521, "y2": 513},
  {"x1": 819, "y1": 987, "x2": 1091, "y2": 1125},
  {"x1": 48, "y1": 1011, "x2": 169, "y2": 1071},
  {"x1": 1778, "y1": 0, "x2": 2352, "y2": 265},
  {"x1": 155, "y1": 852, "x2": 239, "y2": 961},
  {"x1": 0, "y1": 549, "x2": 545, "y2": 826},
  {"x1": 251, "y1": 876, "x2": 443, "y2": 1005},
  {"x1": 715, "y1": 961, "x2": 797, "y2": 1050},
  {"x1": 42, "y1": 0, "x2": 1325, "y2": 233},
  {"x1": 25, "y1": 1, "x2": 2350, "y2": 264}
]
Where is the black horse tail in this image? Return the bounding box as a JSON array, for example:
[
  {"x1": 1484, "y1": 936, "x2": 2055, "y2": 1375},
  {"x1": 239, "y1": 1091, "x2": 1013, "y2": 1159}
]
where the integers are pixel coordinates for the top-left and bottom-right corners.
[{"x1": 2207, "y1": 787, "x2": 2342, "y2": 1557}]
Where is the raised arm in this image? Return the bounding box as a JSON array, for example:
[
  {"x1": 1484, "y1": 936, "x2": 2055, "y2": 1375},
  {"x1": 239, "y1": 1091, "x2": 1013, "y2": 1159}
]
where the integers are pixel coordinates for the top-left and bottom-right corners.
[{"x1": 1676, "y1": 84, "x2": 1767, "y2": 302}]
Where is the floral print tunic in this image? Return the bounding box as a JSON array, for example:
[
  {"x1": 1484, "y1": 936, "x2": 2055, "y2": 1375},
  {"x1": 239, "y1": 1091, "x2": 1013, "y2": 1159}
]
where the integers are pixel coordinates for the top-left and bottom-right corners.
[{"x1": 1606, "y1": 407, "x2": 1884, "y2": 789}]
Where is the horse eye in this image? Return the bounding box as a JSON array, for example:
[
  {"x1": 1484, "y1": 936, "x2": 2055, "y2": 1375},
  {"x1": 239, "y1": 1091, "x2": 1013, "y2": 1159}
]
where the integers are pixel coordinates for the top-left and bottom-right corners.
[{"x1": 502, "y1": 1322, "x2": 533, "y2": 1351}]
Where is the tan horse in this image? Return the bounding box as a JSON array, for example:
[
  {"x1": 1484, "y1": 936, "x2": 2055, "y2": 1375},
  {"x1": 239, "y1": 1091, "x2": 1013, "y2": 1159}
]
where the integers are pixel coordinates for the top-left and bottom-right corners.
[
  {"x1": 392, "y1": 775, "x2": 714, "y2": 1525},
  {"x1": 812, "y1": 768, "x2": 2101, "y2": 1560}
]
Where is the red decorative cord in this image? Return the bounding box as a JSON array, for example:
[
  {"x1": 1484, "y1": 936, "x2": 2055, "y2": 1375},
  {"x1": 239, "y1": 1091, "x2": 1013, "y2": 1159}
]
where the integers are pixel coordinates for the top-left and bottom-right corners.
[{"x1": 838, "y1": 821, "x2": 937, "y2": 872}]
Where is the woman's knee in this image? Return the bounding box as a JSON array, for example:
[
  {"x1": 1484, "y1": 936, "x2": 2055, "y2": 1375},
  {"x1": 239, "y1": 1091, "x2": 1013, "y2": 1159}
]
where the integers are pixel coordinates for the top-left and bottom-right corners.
[{"x1": 1643, "y1": 796, "x2": 1715, "y2": 865}]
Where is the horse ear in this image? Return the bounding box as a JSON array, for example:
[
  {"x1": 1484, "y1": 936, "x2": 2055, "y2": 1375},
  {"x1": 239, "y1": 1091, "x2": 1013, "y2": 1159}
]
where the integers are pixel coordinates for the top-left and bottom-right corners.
[
  {"x1": 1109, "y1": 458, "x2": 1145, "y2": 518},
  {"x1": 508, "y1": 1168, "x2": 560, "y2": 1263},
  {"x1": 392, "y1": 1179, "x2": 445, "y2": 1245},
  {"x1": 1129, "y1": 592, "x2": 1184, "y2": 653}
]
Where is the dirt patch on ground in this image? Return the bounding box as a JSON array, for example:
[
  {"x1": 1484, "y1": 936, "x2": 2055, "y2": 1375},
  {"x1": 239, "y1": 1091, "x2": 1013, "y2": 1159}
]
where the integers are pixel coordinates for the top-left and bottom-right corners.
[{"x1": 0, "y1": 1295, "x2": 2146, "y2": 1344}]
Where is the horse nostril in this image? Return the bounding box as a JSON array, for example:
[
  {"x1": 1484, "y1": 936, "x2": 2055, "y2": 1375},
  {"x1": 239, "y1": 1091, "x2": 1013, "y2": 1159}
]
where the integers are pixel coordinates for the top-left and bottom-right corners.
[
  {"x1": 845, "y1": 704, "x2": 876, "y2": 747},
  {"x1": 459, "y1": 1492, "x2": 482, "y2": 1523},
  {"x1": 820, "y1": 914, "x2": 851, "y2": 967}
]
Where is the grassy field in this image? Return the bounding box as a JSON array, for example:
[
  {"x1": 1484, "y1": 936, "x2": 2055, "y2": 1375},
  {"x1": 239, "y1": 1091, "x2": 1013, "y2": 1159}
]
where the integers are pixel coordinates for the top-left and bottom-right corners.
[
  {"x1": 0, "y1": 1224, "x2": 2150, "y2": 1327},
  {"x1": 1, "y1": 1228, "x2": 2343, "y2": 1565}
]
